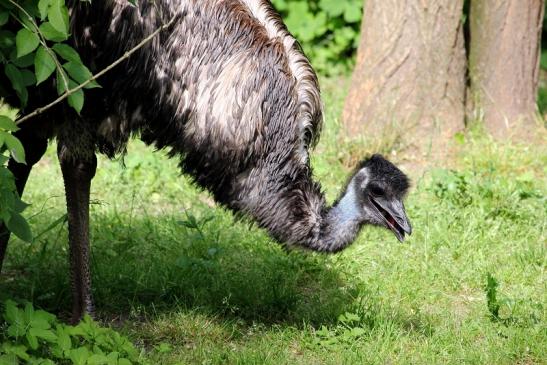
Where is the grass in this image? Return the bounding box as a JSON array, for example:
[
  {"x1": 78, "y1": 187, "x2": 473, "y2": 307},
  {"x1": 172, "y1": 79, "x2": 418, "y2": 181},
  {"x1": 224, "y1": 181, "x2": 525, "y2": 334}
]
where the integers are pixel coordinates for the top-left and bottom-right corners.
[{"x1": 1, "y1": 78, "x2": 546, "y2": 364}]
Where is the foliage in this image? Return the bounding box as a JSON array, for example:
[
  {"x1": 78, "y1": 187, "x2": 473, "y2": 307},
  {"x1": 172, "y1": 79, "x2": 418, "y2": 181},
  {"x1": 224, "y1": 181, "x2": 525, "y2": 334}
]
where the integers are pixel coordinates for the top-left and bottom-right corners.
[
  {"x1": 0, "y1": 108, "x2": 32, "y2": 242},
  {"x1": 485, "y1": 272, "x2": 500, "y2": 320},
  {"x1": 272, "y1": 0, "x2": 362, "y2": 75},
  {"x1": 537, "y1": 3, "x2": 547, "y2": 114},
  {"x1": 538, "y1": 84, "x2": 547, "y2": 115},
  {"x1": 0, "y1": 300, "x2": 145, "y2": 364},
  {"x1": 0, "y1": 0, "x2": 99, "y2": 111},
  {"x1": 309, "y1": 311, "x2": 368, "y2": 349},
  {"x1": 0, "y1": 0, "x2": 98, "y2": 241}
]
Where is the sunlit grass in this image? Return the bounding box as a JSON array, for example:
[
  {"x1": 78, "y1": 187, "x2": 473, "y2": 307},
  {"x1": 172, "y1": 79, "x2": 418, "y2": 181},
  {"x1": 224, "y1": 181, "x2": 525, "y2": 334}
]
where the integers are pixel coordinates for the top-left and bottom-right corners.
[{"x1": 0, "y1": 78, "x2": 545, "y2": 364}]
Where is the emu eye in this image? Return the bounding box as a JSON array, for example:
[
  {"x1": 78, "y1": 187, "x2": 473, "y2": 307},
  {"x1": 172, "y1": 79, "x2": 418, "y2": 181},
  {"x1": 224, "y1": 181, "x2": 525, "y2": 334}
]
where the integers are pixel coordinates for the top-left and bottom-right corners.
[{"x1": 369, "y1": 185, "x2": 384, "y2": 197}]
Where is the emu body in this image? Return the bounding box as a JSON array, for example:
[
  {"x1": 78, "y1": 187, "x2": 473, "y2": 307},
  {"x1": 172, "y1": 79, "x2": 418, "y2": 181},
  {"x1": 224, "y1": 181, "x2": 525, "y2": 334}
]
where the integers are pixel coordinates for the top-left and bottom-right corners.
[{"x1": 0, "y1": 0, "x2": 411, "y2": 322}]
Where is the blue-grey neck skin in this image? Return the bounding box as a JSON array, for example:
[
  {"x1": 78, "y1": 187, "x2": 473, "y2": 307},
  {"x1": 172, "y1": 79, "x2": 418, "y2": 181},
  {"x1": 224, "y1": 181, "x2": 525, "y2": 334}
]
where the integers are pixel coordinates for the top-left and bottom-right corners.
[{"x1": 310, "y1": 180, "x2": 365, "y2": 252}]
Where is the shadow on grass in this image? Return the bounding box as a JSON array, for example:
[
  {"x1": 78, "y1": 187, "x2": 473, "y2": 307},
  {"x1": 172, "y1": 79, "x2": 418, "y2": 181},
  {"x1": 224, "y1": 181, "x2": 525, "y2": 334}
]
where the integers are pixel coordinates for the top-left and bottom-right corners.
[
  {"x1": 1, "y1": 211, "x2": 364, "y2": 327},
  {"x1": 0, "y1": 210, "x2": 442, "y2": 339}
]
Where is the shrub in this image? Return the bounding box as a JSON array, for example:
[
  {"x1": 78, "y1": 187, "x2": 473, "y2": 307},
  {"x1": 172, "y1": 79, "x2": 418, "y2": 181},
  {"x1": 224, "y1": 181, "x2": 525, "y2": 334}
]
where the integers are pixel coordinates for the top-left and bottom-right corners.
[
  {"x1": 0, "y1": 300, "x2": 146, "y2": 365},
  {"x1": 272, "y1": 0, "x2": 362, "y2": 75}
]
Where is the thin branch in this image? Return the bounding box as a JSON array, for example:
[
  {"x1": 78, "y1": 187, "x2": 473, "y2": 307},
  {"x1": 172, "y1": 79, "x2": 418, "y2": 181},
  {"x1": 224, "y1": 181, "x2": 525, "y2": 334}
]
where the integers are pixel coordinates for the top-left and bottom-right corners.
[
  {"x1": 16, "y1": 13, "x2": 178, "y2": 125},
  {"x1": 7, "y1": 0, "x2": 70, "y2": 92}
]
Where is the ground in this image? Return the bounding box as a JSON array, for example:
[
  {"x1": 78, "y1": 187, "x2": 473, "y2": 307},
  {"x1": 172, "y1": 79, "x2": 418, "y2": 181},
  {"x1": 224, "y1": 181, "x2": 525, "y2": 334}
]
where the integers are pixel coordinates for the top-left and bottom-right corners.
[{"x1": 0, "y1": 79, "x2": 545, "y2": 364}]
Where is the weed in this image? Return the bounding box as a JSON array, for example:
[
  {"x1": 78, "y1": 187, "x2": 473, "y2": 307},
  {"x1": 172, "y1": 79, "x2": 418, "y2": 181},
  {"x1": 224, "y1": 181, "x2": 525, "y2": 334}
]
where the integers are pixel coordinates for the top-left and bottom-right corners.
[
  {"x1": 485, "y1": 273, "x2": 500, "y2": 320},
  {"x1": 0, "y1": 300, "x2": 146, "y2": 364}
]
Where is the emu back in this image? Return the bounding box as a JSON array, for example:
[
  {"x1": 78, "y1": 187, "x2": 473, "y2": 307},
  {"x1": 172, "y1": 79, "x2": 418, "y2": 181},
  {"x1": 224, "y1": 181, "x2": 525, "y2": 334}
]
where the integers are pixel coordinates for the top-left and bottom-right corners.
[{"x1": 61, "y1": 0, "x2": 320, "y2": 203}]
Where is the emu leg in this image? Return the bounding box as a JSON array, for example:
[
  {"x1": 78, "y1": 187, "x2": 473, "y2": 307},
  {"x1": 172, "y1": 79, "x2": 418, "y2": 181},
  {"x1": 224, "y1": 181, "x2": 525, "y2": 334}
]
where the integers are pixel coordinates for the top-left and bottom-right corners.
[
  {"x1": 0, "y1": 132, "x2": 47, "y2": 274},
  {"x1": 58, "y1": 148, "x2": 97, "y2": 323}
]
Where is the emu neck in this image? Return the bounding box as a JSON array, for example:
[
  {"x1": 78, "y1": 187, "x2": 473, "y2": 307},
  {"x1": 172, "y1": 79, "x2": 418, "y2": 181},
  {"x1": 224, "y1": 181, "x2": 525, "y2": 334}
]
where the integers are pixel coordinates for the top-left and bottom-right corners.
[
  {"x1": 237, "y1": 168, "x2": 364, "y2": 253},
  {"x1": 306, "y1": 182, "x2": 364, "y2": 252}
]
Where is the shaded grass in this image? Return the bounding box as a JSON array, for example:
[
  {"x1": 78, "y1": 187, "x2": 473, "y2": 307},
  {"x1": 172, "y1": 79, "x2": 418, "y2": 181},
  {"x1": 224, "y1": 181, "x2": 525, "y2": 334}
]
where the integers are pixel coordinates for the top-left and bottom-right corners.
[{"x1": 1, "y1": 78, "x2": 545, "y2": 364}]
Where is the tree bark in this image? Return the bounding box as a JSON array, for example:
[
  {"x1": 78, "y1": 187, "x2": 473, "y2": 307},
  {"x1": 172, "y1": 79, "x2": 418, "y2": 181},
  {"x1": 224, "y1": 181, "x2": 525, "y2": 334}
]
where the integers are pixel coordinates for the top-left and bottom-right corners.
[
  {"x1": 468, "y1": 0, "x2": 544, "y2": 140},
  {"x1": 342, "y1": 0, "x2": 467, "y2": 161}
]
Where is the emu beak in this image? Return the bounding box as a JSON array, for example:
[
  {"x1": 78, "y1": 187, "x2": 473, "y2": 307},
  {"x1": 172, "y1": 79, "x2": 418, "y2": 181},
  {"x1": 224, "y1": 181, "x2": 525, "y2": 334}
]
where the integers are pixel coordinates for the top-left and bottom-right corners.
[{"x1": 370, "y1": 197, "x2": 412, "y2": 242}]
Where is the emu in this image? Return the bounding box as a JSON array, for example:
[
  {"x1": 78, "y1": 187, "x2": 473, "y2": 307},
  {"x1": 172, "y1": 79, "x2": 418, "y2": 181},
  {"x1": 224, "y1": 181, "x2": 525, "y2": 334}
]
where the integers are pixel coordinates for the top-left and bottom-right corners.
[{"x1": 0, "y1": 0, "x2": 411, "y2": 322}]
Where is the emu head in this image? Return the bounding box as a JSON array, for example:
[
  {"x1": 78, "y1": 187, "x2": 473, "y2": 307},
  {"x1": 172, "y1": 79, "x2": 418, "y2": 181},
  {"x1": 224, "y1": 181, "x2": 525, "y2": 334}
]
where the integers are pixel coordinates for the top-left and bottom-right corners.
[{"x1": 343, "y1": 154, "x2": 412, "y2": 241}]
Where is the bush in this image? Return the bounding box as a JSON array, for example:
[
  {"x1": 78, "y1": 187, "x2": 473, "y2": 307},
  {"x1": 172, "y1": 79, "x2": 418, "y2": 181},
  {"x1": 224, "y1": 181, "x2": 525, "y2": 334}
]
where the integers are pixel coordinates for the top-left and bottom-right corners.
[
  {"x1": 272, "y1": 0, "x2": 362, "y2": 75},
  {"x1": 0, "y1": 300, "x2": 146, "y2": 365}
]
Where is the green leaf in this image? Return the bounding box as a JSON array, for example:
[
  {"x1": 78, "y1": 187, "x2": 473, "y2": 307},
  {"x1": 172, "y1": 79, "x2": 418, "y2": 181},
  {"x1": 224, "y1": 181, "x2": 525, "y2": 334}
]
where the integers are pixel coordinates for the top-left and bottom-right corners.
[
  {"x1": 88, "y1": 354, "x2": 109, "y2": 365},
  {"x1": 63, "y1": 61, "x2": 99, "y2": 88},
  {"x1": 26, "y1": 331, "x2": 38, "y2": 350},
  {"x1": 0, "y1": 343, "x2": 30, "y2": 361},
  {"x1": 7, "y1": 323, "x2": 26, "y2": 337},
  {"x1": 20, "y1": 68, "x2": 36, "y2": 86},
  {"x1": 6, "y1": 211, "x2": 32, "y2": 242},
  {"x1": 0, "y1": 30, "x2": 16, "y2": 49},
  {"x1": 11, "y1": 51, "x2": 35, "y2": 68},
  {"x1": 485, "y1": 272, "x2": 500, "y2": 319},
  {"x1": 343, "y1": 2, "x2": 362, "y2": 23},
  {"x1": 32, "y1": 309, "x2": 56, "y2": 325},
  {"x1": 0, "y1": 354, "x2": 18, "y2": 365},
  {"x1": 4, "y1": 300, "x2": 21, "y2": 324},
  {"x1": 52, "y1": 43, "x2": 81, "y2": 63},
  {"x1": 35, "y1": 46, "x2": 55, "y2": 84},
  {"x1": 28, "y1": 310, "x2": 53, "y2": 330},
  {"x1": 67, "y1": 80, "x2": 84, "y2": 113},
  {"x1": 69, "y1": 347, "x2": 90, "y2": 365},
  {"x1": 0, "y1": 116, "x2": 18, "y2": 132},
  {"x1": 13, "y1": 194, "x2": 30, "y2": 213},
  {"x1": 48, "y1": 0, "x2": 69, "y2": 36},
  {"x1": 55, "y1": 68, "x2": 70, "y2": 95},
  {"x1": 38, "y1": 0, "x2": 51, "y2": 20},
  {"x1": 57, "y1": 328, "x2": 72, "y2": 351},
  {"x1": 29, "y1": 328, "x2": 57, "y2": 342},
  {"x1": 285, "y1": 3, "x2": 327, "y2": 42},
  {"x1": 319, "y1": 0, "x2": 345, "y2": 17},
  {"x1": 5, "y1": 64, "x2": 24, "y2": 92},
  {"x1": 15, "y1": 28, "x2": 39, "y2": 58},
  {"x1": 3, "y1": 132, "x2": 26, "y2": 163},
  {"x1": 333, "y1": 26, "x2": 356, "y2": 48},
  {"x1": 23, "y1": 302, "x2": 34, "y2": 323},
  {"x1": 5, "y1": 64, "x2": 28, "y2": 106},
  {"x1": 39, "y1": 22, "x2": 67, "y2": 41},
  {"x1": 155, "y1": 342, "x2": 173, "y2": 353},
  {"x1": 0, "y1": 11, "x2": 9, "y2": 26}
]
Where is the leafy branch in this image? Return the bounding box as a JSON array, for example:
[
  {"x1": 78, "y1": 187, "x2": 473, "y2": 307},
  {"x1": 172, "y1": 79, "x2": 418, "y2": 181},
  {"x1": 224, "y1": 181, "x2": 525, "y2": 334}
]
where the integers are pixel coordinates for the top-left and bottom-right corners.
[
  {"x1": 15, "y1": 13, "x2": 178, "y2": 125},
  {"x1": 7, "y1": 0, "x2": 70, "y2": 94}
]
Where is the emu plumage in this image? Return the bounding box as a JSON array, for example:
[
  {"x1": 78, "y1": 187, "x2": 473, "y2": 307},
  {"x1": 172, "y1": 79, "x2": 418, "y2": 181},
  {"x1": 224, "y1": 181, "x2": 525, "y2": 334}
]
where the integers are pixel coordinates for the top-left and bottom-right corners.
[{"x1": 0, "y1": 0, "x2": 411, "y2": 322}]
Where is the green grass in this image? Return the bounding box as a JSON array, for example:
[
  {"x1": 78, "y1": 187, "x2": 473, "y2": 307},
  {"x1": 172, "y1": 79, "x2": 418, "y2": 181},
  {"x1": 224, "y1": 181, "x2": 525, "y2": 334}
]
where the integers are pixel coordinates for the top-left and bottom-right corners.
[{"x1": 1, "y1": 78, "x2": 546, "y2": 364}]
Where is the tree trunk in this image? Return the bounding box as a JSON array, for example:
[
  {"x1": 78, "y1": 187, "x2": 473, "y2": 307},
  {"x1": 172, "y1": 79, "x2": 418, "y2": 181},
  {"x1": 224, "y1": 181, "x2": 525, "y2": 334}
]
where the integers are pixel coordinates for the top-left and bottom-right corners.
[
  {"x1": 342, "y1": 0, "x2": 467, "y2": 161},
  {"x1": 468, "y1": 0, "x2": 544, "y2": 140}
]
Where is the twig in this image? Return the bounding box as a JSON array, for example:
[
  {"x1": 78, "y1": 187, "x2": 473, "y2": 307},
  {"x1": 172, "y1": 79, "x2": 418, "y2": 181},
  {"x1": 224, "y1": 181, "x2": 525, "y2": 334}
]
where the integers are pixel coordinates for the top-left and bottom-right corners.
[{"x1": 16, "y1": 13, "x2": 178, "y2": 125}]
